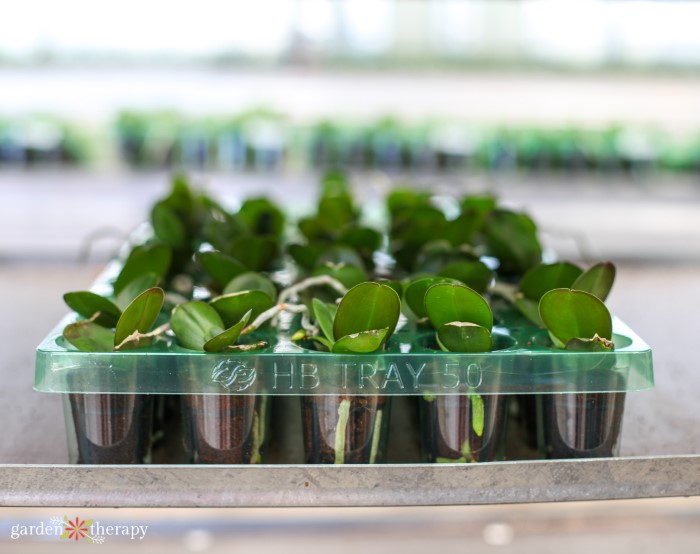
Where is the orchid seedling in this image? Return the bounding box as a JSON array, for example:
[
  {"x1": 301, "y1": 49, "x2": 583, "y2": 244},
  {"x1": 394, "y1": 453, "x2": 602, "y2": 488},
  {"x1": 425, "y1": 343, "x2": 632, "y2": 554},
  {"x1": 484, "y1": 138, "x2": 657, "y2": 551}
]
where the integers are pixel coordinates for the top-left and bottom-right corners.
[
  {"x1": 423, "y1": 282, "x2": 494, "y2": 462},
  {"x1": 302, "y1": 282, "x2": 401, "y2": 354},
  {"x1": 170, "y1": 302, "x2": 265, "y2": 353},
  {"x1": 512, "y1": 261, "x2": 616, "y2": 326},
  {"x1": 539, "y1": 288, "x2": 614, "y2": 352},
  {"x1": 63, "y1": 287, "x2": 166, "y2": 352}
]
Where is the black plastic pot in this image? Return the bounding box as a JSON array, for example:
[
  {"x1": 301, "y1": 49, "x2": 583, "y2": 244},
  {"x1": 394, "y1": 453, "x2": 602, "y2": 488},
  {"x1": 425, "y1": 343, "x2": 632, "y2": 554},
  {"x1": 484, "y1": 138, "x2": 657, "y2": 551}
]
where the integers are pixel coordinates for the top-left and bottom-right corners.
[
  {"x1": 302, "y1": 395, "x2": 390, "y2": 464},
  {"x1": 181, "y1": 395, "x2": 268, "y2": 464},
  {"x1": 420, "y1": 394, "x2": 509, "y2": 463},
  {"x1": 68, "y1": 393, "x2": 154, "y2": 464}
]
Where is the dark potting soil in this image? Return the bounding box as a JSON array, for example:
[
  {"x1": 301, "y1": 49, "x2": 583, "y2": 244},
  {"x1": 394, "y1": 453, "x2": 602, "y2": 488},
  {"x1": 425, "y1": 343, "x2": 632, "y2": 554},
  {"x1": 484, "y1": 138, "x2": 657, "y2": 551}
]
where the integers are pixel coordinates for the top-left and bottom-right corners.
[
  {"x1": 182, "y1": 394, "x2": 265, "y2": 464},
  {"x1": 69, "y1": 393, "x2": 154, "y2": 464},
  {"x1": 420, "y1": 394, "x2": 508, "y2": 462},
  {"x1": 302, "y1": 395, "x2": 388, "y2": 464},
  {"x1": 539, "y1": 391, "x2": 626, "y2": 458}
]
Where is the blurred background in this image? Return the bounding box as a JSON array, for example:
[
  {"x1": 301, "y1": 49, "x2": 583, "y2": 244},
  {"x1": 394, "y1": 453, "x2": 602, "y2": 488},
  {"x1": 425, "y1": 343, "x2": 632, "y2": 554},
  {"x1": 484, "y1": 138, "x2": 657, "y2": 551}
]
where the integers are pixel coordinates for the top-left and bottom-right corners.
[{"x1": 2, "y1": 0, "x2": 700, "y2": 552}]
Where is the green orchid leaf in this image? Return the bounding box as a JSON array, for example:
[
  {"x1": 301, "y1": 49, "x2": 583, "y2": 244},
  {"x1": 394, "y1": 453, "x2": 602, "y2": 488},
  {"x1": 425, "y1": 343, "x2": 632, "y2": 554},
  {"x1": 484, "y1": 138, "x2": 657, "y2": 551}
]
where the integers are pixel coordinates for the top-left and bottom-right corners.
[
  {"x1": 204, "y1": 310, "x2": 252, "y2": 352},
  {"x1": 443, "y1": 213, "x2": 481, "y2": 247},
  {"x1": 210, "y1": 290, "x2": 274, "y2": 327},
  {"x1": 311, "y1": 336, "x2": 334, "y2": 351},
  {"x1": 414, "y1": 239, "x2": 478, "y2": 274},
  {"x1": 332, "y1": 328, "x2": 389, "y2": 354},
  {"x1": 63, "y1": 321, "x2": 116, "y2": 352},
  {"x1": 376, "y1": 279, "x2": 403, "y2": 299},
  {"x1": 197, "y1": 250, "x2": 247, "y2": 290},
  {"x1": 514, "y1": 296, "x2": 544, "y2": 327},
  {"x1": 338, "y1": 226, "x2": 382, "y2": 253},
  {"x1": 519, "y1": 262, "x2": 583, "y2": 301},
  {"x1": 114, "y1": 287, "x2": 165, "y2": 347},
  {"x1": 312, "y1": 298, "x2": 337, "y2": 344},
  {"x1": 333, "y1": 282, "x2": 401, "y2": 341},
  {"x1": 565, "y1": 335, "x2": 615, "y2": 352},
  {"x1": 114, "y1": 273, "x2": 159, "y2": 311},
  {"x1": 405, "y1": 277, "x2": 457, "y2": 318},
  {"x1": 170, "y1": 301, "x2": 225, "y2": 351},
  {"x1": 572, "y1": 262, "x2": 616, "y2": 301},
  {"x1": 437, "y1": 322, "x2": 493, "y2": 353},
  {"x1": 312, "y1": 263, "x2": 367, "y2": 290},
  {"x1": 425, "y1": 283, "x2": 493, "y2": 331},
  {"x1": 287, "y1": 243, "x2": 324, "y2": 271},
  {"x1": 151, "y1": 202, "x2": 187, "y2": 249},
  {"x1": 238, "y1": 197, "x2": 286, "y2": 237},
  {"x1": 321, "y1": 169, "x2": 351, "y2": 197},
  {"x1": 392, "y1": 205, "x2": 447, "y2": 247},
  {"x1": 387, "y1": 189, "x2": 432, "y2": 217},
  {"x1": 539, "y1": 288, "x2": 613, "y2": 348},
  {"x1": 318, "y1": 195, "x2": 357, "y2": 227},
  {"x1": 63, "y1": 291, "x2": 121, "y2": 328},
  {"x1": 483, "y1": 209, "x2": 542, "y2": 276},
  {"x1": 316, "y1": 246, "x2": 365, "y2": 271},
  {"x1": 229, "y1": 235, "x2": 279, "y2": 272},
  {"x1": 114, "y1": 243, "x2": 172, "y2": 296},
  {"x1": 223, "y1": 272, "x2": 277, "y2": 300},
  {"x1": 298, "y1": 216, "x2": 334, "y2": 243},
  {"x1": 461, "y1": 194, "x2": 497, "y2": 217},
  {"x1": 438, "y1": 261, "x2": 493, "y2": 294}
]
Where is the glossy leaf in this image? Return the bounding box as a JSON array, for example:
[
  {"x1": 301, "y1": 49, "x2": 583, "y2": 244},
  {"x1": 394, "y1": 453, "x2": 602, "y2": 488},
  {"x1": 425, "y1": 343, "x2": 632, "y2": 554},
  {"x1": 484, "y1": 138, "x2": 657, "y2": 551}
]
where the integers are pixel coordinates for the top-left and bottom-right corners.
[
  {"x1": 414, "y1": 240, "x2": 478, "y2": 274},
  {"x1": 483, "y1": 209, "x2": 542, "y2": 276},
  {"x1": 387, "y1": 189, "x2": 432, "y2": 217},
  {"x1": 312, "y1": 298, "x2": 337, "y2": 344},
  {"x1": 443, "y1": 214, "x2": 481, "y2": 247},
  {"x1": 229, "y1": 235, "x2": 279, "y2": 272},
  {"x1": 332, "y1": 328, "x2": 388, "y2": 354},
  {"x1": 204, "y1": 310, "x2": 252, "y2": 352},
  {"x1": 316, "y1": 246, "x2": 365, "y2": 271},
  {"x1": 170, "y1": 301, "x2": 224, "y2": 351},
  {"x1": 519, "y1": 262, "x2": 582, "y2": 301},
  {"x1": 333, "y1": 282, "x2": 401, "y2": 341},
  {"x1": 338, "y1": 226, "x2": 382, "y2": 254},
  {"x1": 405, "y1": 277, "x2": 457, "y2": 318},
  {"x1": 376, "y1": 280, "x2": 403, "y2": 299},
  {"x1": 425, "y1": 283, "x2": 493, "y2": 331},
  {"x1": 197, "y1": 251, "x2": 247, "y2": 290},
  {"x1": 318, "y1": 195, "x2": 357, "y2": 227},
  {"x1": 63, "y1": 291, "x2": 121, "y2": 328},
  {"x1": 287, "y1": 243, "x2": 324, "y2": 271},
  {"x1": 114, "y1": 287, "x2": 165, "y2": 347},
  {"x1": 238, "y1": 197, "x2": 285, "y2": 237},
  {"x1": 539, "y1": 288, "x2": 613, "y2": 348},
  {"x1": 572, "y1": 262, "x2": 616, "y2": 301},
  {"x1": 114, "y1": 273, "x2": 159, "y2": 311},
  {"x1": 63, "y1": 321, "x2": 115, "y2": 352},
  {"x1": 151, "y1": 202, "x2": 187, "y2": 248},
  {"x1": 438, "y1": 261, "x2": 493, "y2": 294},
  {"x1": 514, "y1": 296, "x2": 544, "y2": 327},
  {"x1": 210, "y1": 290, "x2": 274, "y2": 327},
  {"x1": 437, "y1": 322, "x2": 493, "y2": 353},
  {"x1": 114, "y1": 243, "x2": 172, "y2": 296},
  {"x1": 223, "y1": 272, "x2": 276, "y2": 300},
  {"x1": 461, "y1": 194, "x2": 497, "y2": 216},
  {"x1": 312, "y1": 263, "x2": 367, "y2": 290}
]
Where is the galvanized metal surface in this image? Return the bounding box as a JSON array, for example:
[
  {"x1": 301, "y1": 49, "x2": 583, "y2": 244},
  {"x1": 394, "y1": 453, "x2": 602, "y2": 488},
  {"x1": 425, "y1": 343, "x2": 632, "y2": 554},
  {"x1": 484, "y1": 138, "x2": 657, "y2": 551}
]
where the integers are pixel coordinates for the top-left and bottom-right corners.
[{"x1": 2, "y1": 456, "x2": 700, "y2": 507}]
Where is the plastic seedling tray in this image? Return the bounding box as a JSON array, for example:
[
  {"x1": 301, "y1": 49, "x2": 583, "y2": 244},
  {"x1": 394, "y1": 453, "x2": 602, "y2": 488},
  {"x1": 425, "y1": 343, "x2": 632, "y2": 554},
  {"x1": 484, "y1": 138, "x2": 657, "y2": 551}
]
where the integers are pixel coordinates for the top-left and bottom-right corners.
[{"x1": 35, "y1": 264, "x2": 654, "y2": 466}]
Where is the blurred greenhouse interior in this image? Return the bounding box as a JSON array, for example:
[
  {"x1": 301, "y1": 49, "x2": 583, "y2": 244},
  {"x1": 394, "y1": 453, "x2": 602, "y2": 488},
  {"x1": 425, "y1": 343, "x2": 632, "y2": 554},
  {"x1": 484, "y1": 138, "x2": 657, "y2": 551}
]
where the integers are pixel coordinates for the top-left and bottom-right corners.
[{"x1": 2, "y1": 1, "x2": 700, "y2": 553}]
